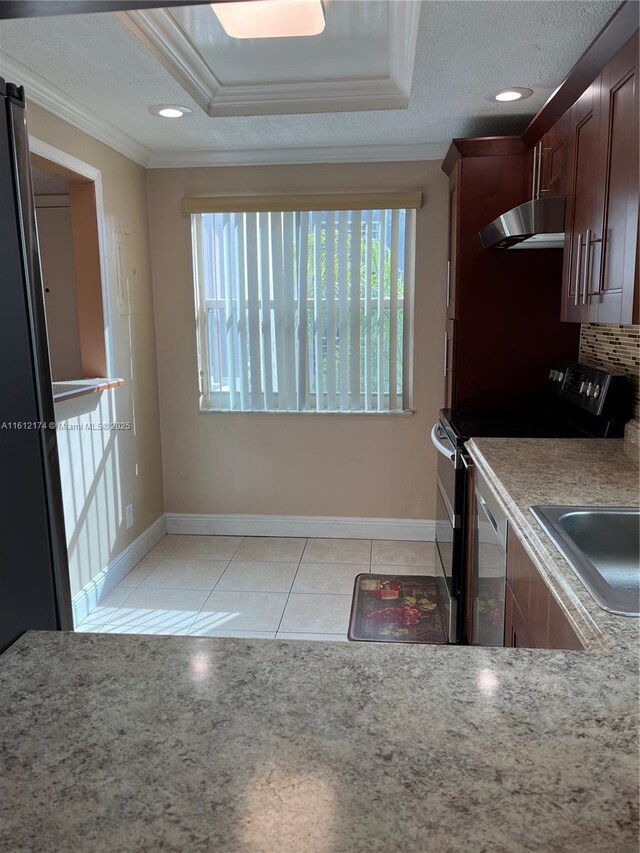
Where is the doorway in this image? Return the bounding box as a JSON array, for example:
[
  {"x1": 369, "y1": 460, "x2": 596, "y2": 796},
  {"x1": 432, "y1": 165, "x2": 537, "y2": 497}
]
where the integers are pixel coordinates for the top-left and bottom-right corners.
[{"x1": 30, "y1": 154, "x2": 107, "y2": 382}]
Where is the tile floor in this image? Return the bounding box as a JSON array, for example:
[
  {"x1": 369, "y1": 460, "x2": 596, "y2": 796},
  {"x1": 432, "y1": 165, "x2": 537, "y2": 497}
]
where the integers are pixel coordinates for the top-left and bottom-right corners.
[{"x1": 75, "y1": 535, "x2": 438, "y2": 642}]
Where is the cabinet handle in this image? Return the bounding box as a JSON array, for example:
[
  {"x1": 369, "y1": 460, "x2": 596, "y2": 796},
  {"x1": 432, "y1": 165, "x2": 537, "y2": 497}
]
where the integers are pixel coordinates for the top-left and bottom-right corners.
[
  {"x1": 446, "y1": 260, "x2": 451, "y2": 308},
  {"x1": 582, "y1": 229, "x2": 603, "y2": 303},
  {"x1": 531, "y1": 145, "x2": 538, "y2": 202},
  {"x1": 582, "y1": 228, "x2": 591, "y2": 305},
  {"x1": 573, "y1": 233, "x2": 583, "y2": 307},
  {"x1": 443, "y1": 332, "x2": 449, "y2": 377}
]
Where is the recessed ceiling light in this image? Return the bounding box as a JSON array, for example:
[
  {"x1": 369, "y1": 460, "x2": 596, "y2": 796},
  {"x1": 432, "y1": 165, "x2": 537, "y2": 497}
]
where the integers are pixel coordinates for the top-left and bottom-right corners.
[
  {"x1": 488, "y1": 87, "x2": 534, "y2": 103},
  {"x1": 148, "y1": 105, "x2": 192, "y2": 118},
  {"x1": 211, "y1": 0, "x2": 326, "y2": 40}
]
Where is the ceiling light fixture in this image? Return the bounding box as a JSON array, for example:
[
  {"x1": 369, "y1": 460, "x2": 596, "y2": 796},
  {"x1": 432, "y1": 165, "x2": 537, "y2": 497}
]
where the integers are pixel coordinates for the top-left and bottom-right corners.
[
  {"x1": 488, "y1": 87, "x2": 534, "y2": 103},
  {"x1": 211, "y1": 0, "x2": 326, "y2": 40},
  {"x1": 148, "y1": 104, "x2": 193, "y2": 118}
]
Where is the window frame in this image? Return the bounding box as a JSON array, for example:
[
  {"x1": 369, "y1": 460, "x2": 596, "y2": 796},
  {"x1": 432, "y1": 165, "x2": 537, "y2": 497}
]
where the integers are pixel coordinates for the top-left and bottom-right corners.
[{"x1": 190, "y1": 202, "x2": 417, "y2": 416}]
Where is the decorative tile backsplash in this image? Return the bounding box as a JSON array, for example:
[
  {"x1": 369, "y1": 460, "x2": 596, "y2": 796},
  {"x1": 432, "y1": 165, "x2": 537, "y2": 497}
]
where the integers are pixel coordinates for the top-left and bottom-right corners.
[{"x1": 579, "y1": 324, "x2": 640, "y2": 419}]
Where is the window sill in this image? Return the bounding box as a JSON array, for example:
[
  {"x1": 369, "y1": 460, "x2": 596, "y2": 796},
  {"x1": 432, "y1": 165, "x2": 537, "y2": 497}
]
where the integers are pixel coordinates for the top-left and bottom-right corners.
[{"x1": 198, "y1": 408, "x2": 414, "y2": 417}]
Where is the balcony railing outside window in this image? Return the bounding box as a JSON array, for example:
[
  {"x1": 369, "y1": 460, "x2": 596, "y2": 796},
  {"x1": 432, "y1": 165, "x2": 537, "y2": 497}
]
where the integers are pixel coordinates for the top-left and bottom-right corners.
[{"x1": 190, "y1": 207, "x2": 416, "y2": 413}]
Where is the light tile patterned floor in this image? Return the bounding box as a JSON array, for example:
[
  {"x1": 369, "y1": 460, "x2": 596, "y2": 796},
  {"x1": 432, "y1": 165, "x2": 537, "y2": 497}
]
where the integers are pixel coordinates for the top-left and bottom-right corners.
[{"x1": 75, "y1": 535, "x2": 437, "y2": 642}]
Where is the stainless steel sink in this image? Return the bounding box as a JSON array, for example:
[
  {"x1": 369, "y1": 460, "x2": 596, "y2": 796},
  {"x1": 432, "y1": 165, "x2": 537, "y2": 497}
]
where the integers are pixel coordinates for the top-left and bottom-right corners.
[{"x1": 530, "y1": 506, "x2": 640, "y2": 617}]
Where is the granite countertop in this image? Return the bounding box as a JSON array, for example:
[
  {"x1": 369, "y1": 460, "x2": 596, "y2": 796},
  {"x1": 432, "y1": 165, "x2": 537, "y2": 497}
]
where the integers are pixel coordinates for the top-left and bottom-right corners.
[
  {"x1": 466, "y1": 438, "x2": 640, "y2": 651},
  {"x1": 0, "y1": 631, "x2": 638, "y2": 853},
  {"x1": 1, "y1": 440, "x2": 638, "y2": 852}
]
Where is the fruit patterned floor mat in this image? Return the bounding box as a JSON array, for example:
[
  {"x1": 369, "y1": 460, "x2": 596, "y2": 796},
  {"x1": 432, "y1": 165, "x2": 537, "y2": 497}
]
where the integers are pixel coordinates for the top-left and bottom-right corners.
[{"x1": 348, "y1": 574, "x2": 448, "y2": 644}]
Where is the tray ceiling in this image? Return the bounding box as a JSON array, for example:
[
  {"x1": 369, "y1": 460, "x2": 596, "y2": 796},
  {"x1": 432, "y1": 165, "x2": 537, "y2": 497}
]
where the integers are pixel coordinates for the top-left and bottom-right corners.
[
  {"x1": 0, "y1": 1, "x2": 622, "y2": 167},
  {"x1": 119, "y1": 2, "x2": 420, "y2": 115}
]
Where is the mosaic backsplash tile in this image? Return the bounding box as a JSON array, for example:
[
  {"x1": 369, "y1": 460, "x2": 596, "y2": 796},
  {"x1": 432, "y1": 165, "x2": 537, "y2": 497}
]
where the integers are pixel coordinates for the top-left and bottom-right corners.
[{"x1": 579, "y1": 324, "x2": 640, "y2": 420}]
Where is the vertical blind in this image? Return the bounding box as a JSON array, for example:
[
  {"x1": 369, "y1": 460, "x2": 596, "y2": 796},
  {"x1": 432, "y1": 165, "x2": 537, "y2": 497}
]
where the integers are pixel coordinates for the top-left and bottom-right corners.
[{"x1": 191, "y1": 206, "x2": 416, "y2": 413}]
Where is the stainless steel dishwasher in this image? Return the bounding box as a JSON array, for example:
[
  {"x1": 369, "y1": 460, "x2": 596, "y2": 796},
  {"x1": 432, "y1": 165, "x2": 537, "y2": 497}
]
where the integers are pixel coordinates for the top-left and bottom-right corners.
[{"x1": 469, "y1": 470, "x2": 508, "y2": 646}]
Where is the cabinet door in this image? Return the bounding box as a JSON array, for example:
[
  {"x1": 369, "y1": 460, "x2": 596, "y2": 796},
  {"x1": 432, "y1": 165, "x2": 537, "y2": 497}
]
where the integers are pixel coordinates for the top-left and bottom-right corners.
[
  {"x1": 444, "y1": 318, "x2": 456, "y2": 407},
  {"x1": 528, "y1": 561, "x2": 551, "y2": 647},
  {"x1": 540, "y1": 111, "x2": 570, "y2": 197},
  {"x1": 505, "y1": 585, "x2": 536, "y2": 649},
  {"x1": 506, "y1": 526, "x2": 532, "y2": 615},
  {"x1": 506, "y1": 526, "x2": 584, "y2": 650},
  {"x1": 548, "y1": 594, "x2": 584, "y2": 651},
  {"x1": 593, "y1": 33, "x2": 639, "y2": 324},
  {"x1": 504, "y1": 584, "x2": 513, "y2": 646},
  {"x1": 446, "y1": 168, "x2": 459, "y2": 320},
  {"x1": 562, "y1": 81, "x2": 602, "y2": 323}
]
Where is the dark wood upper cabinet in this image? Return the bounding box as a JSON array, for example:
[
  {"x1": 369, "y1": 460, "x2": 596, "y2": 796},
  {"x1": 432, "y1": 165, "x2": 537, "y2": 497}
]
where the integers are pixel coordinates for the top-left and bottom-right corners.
[
  {"x1": 562, "y1": 80, "x2": 603, "y2": 323},
  {"x1": 439, "y1": 14, "x2": 638, "y2": 409},
  {"x1": 561, "y1": 32, "x2": 639, "y2": 325},
  {"x1": 446, "y1": 170, "x2": 459, "y2": 321},
  {"x1": 594, "y1": 33, "x2": 639, "y2": 324},
  {"x1": 528, "y1": 112, "x2": 569, "y2": 202},
  {"x1": 540, "y1": 110, "x2": 570, "y2": 198},
  {"x1": 442, "y1": 146, "x2": 579, "y2": 409}
]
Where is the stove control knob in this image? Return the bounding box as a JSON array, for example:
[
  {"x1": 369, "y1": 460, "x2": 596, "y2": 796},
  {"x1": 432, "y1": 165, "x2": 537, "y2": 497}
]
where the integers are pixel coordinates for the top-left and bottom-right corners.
[
  {"x1": 592, "y1": 384, "x2": 601, "y2": 399},
  {"x1": 586, "y1": 382, "x2": 593, "y2": 397},
  {"x1": 579, "y1": 381, "x2": 586, "y2": 394}
]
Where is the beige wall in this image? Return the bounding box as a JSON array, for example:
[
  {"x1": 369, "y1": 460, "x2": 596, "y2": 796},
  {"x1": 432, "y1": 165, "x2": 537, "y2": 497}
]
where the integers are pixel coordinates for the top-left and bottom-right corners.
[
  {"x1": 147, "y1": 161, "x2": 447, "y2": 520},
  {"x1": 27, "y1": 104, "x2": 164, "y2": 599}
]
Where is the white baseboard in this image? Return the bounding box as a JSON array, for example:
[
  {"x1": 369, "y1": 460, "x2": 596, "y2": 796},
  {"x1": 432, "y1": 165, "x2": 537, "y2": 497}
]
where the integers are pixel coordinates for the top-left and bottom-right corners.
[
  {"x1": 72, "y1": 515, "x2": 167, "y2": 625},
  {"x1": 165, "y1": 513, "x2": 435, "y2": 541}
]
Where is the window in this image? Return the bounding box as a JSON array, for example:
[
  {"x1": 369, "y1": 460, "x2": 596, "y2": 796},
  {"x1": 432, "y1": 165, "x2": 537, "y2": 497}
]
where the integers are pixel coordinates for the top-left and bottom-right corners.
[{"x1": 189, "y1": 196, "x2": 417, "y2": 413}]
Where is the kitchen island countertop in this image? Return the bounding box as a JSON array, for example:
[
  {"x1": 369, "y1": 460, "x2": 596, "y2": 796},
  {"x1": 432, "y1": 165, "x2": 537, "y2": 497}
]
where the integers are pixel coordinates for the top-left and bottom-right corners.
[{"x1": 0, "y1": 626, "x2": 638, "y2": 853}]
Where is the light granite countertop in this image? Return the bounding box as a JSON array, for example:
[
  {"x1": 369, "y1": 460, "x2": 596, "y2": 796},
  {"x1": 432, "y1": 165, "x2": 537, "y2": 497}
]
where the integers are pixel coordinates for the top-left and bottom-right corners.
[
  {"x1": 0, "y1": 441, "x2": 638, "y2": 852},
  {"x1": 467, "y1": 438, "x2": 640, "y2": 651},
  {"x1": 0, "y1": 628, "x2": 638, "y2": 853}
]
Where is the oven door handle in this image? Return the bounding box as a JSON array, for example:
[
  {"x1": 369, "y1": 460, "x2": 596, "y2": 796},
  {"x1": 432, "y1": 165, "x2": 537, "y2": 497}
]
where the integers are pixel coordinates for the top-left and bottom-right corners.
[{"x1": 430, "y1": 422, "x2": 456, "y2": 461}]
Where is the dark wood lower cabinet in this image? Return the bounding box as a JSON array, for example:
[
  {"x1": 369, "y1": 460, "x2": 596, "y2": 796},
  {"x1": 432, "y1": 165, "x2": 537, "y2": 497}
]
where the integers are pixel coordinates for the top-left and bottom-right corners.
[
  {"x1": 504, "y1": 526, "x2": 584, "y2": 650},
  {"x1": 547, "y1": 593, "x2": 585, "y2": 651},
  {"x1": 505, "y1": 587, "x2": 536, "y2": 649}
]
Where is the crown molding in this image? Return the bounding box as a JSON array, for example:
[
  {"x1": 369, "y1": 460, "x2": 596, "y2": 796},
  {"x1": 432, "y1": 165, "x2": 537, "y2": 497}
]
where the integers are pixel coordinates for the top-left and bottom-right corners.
[
  {"x1": 146, "y1": 142, "x2": 448, "y2": 169},
  {"x1": 0, "y1": 53, "x2": 152, "y2": 166},
  {"x1": 119, "y1": 1, "x2": 421, "y2": 117}
]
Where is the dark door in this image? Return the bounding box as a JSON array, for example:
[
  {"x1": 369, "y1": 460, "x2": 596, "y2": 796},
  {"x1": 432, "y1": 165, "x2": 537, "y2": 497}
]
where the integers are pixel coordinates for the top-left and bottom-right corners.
[{"x1": 0, "y1": 81, "x2": 72, "y2": 652}]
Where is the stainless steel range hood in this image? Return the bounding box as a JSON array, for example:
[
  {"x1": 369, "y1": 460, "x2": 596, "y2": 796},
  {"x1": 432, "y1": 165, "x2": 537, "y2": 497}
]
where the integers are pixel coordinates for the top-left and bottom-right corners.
[{"x1": 479, "y1": 196, "x2": 566, "y2": 249}]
